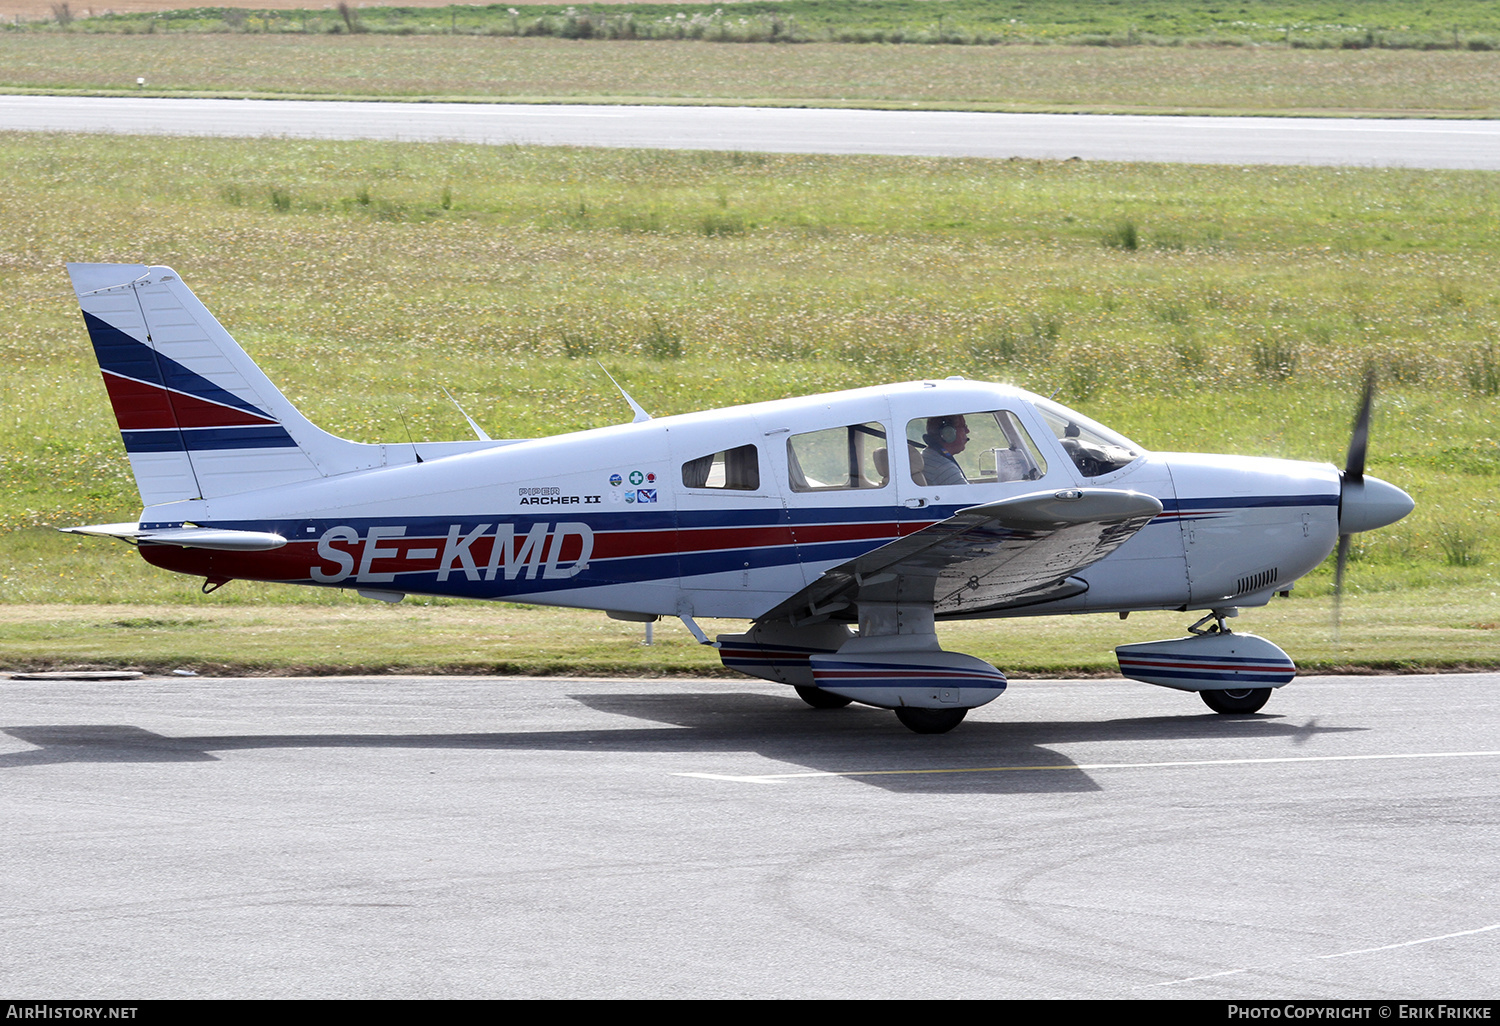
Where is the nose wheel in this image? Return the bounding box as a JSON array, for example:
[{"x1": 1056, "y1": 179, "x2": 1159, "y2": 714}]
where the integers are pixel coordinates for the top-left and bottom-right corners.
[{"x1": 1200, "y1": 687, "x2": 1272, "y2": 715}]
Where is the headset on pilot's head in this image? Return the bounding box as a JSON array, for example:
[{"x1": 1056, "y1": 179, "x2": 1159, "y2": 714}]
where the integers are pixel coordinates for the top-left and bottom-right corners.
[{"x1": 927, "y1": 415, "x2": 965, "y2": 446}]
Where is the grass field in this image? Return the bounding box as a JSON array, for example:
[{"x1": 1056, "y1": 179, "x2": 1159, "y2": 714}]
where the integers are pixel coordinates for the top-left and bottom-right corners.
[
  {"x1": 19, "y1": 0, "x2": 1500, "y2": 50},
  {"x1": 7, "y1": 0, "x2": 1500, "y2": 119},
  {"x1": 3, "y1": 584, "x2": 1498, "y2": 677},
  {"x1": 0, "y1": 131, "x2": 1495, "y2": 673},
  {"x1": 3, "y1": 33, "x2": 1499, "y2": 116}
]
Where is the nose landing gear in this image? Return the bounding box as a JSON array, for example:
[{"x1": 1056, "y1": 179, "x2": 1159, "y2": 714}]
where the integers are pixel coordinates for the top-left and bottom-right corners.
[
  {"x1": 1199, "y1": 687, "x2": 1273, "y2": 715},
  {"x1": 1116, "y1": 607, "x2": 1293, "y2": 716}
]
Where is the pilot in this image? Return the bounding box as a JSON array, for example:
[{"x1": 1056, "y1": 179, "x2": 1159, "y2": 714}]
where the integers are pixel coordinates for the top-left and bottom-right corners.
[{"x1": 921, "y1": 415, "x2": 969, "y2": 486}]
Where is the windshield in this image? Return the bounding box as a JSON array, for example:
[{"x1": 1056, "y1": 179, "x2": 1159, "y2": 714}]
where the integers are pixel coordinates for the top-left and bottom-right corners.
[{"x1": 1031, "y1": 397, "x2": 1144, "y2": 478}]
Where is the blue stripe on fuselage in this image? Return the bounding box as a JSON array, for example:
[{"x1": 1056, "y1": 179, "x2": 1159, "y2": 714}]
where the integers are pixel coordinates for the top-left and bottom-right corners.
[
  {"x1": 144, "y1": 491, "x2": 1336, "y2": 598},
  {"x1": 149, "y1": 493, "x2": 1336, "y2": 535},
  {"x1": 1162, "y1": 494, "x2": 1337, "y2": 512}
]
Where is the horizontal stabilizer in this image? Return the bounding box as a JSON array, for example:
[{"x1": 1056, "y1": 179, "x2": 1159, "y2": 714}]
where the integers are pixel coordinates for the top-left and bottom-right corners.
[{"x1": 61, "y1": 522, "x2": 287, "y2": 551}]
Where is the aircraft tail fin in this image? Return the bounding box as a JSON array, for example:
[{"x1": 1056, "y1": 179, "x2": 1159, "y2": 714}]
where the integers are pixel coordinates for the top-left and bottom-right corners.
[{"x1": 68, "y1": 263, "x2": 389, "y2": 510}]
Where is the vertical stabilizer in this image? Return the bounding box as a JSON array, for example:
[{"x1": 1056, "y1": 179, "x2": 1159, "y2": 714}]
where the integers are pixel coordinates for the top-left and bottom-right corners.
[{"x1": 68, "y1": 263, "x2": 389, "y2": 509}]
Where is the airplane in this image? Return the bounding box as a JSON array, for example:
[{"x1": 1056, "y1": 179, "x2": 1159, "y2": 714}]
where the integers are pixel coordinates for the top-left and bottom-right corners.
[{"x1": 61, "y1": 263, "x2": 1415, "y2": 733}]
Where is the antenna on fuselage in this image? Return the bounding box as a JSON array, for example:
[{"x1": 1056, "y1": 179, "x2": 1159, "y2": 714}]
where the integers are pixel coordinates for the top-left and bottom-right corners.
[
  {"x1": 596, "y1": 362, "x2": 652, "y2": 423},
  {"x1": 397, "y1": 412, "x2": 424, "y2": 463},
  {"x1": 440, "y1": 386, "x2": 493, "y2": 441}
]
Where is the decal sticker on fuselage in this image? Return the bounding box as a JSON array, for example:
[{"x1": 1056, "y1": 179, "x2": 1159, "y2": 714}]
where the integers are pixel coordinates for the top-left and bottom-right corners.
[{"x1": 517, "y1": 487, "x2": 601, "y2": 506}]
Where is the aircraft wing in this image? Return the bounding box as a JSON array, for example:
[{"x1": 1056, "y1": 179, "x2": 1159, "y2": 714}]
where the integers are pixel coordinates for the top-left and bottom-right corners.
[{"x1": 757, "y1": 488, "x2": 1163, "y2": 625}]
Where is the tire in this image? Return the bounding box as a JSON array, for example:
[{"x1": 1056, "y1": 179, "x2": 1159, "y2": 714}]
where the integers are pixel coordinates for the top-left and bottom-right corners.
[
  {"x1": 794, "y1": 685, "x2": 853, "y2": 710},
  {"x1": 894, "y1": 706, "x2": 968, "y2": 734},
  {"x1": 1200, "y1": 687, "x2": 1272, "y2": 715}
]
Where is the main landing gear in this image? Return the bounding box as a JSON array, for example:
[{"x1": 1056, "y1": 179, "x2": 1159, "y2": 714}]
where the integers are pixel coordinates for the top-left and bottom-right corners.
[
  {"x1": 794, "y1": 691, "x2": 970, "y2": 733},
  {"x1": 794, "y1": 685, "x2": 853, "y2": 710},
  {"x1": 794, "y1": 689, "x2": 970, "y2": 733},
  {"x1": 794, "y1": 687, "x2": 969, "y2": 733},
  {"x1": 717, "y1": 616, "x2": 1004, "y2": 735}
]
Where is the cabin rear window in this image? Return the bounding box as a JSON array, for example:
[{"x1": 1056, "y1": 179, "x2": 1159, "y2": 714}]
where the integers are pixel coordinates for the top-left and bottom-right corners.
[
  {"x1": 681, "y1": 444, "x2": 760, "y2": 490},
  {"x1": 786, "y1": 422, "x2": 890, "y2": 492}
]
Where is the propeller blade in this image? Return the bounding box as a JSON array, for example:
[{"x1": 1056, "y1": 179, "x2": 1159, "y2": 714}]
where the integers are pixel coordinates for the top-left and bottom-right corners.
[
  {"x1": 1332, "y1": 532, "x2": 1351, "y2": 638},
  {"x1": 1336, "y1": 370, "x2": 1373, "y2": 641},
  {"x1": 1337, "y1": 366, "x2": 1413, "y2": 536},
  {"x1": 1343, "y1": 367, "x2": 1376, "y2": 484}
]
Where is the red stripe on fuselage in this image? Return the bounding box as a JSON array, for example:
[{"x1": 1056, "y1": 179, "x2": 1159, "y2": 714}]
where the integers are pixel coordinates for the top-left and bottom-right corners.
[{"x1": 137, "y1": 516, "x2": 929, "y2": 584}]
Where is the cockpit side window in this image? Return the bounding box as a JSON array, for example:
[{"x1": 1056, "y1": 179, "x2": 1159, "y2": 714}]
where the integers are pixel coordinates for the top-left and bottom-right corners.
[
  {"x1": 787, "y1": 422, "x2": 890, "y2": 492},
  {"x1": 681, "y1": 444, "x2": 760, "y2": 490},
  {"x1": 904, "y1": 411, "x2": 1047, "y2": 487},
  {"x1": 1032, "y1": 398, "x2": 1143, "y2": 478}
]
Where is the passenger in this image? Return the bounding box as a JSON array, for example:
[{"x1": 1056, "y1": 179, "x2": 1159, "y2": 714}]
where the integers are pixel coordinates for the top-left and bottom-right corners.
[{"x1": 921, "y1": 415, "x2": 969, "y2": 486}]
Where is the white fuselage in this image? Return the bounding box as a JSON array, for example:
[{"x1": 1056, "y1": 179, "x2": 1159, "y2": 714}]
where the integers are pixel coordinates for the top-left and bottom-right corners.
[{"x1": 137, "y1": 381, "x2": 1344, "y2": 622}]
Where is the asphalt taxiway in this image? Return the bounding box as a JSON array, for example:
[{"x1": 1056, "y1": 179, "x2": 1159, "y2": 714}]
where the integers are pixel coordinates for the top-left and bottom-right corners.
[
  {"x1": 6, "y1": 96, "x2": 1500, "y2": 168},
  {"x1": 3, "y1": 671, "x2": 1497, "y2": 998}
]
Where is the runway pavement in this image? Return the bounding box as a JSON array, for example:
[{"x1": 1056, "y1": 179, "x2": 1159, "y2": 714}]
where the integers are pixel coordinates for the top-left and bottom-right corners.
[
  {"x1": 5, "y1": 95, "x2": 1500, "y2": 168},
  {"x1": 4, "y1": 671, "x2": 1498, "y2": 998}
]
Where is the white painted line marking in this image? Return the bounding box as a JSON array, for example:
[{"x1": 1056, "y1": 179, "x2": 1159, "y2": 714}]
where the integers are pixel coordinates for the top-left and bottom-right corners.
[
  {"x1": 1151, "y1": 922, "x2": 1500, "y2": 987},
  {"x1": 675, "y1": 749, "x2": 1500, "y2": 784},
  {"x1": 468, "y1": 109, "x2": 630, "y2": 118},
  {"x1": 1320, "y1": 922, "x2": 1500, "y2": 960}
]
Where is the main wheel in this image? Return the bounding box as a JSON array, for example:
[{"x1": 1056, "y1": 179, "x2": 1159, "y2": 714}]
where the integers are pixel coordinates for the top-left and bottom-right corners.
[
  {"x1": 1200, "y1": 687, "x2": 1272, "y2": 715},
  {"x1": 894, "y1": 706, "x2": 968, "y2": 734},
  {"x1": 794, "y1": 685, "x2": 853, "y2": 709}
]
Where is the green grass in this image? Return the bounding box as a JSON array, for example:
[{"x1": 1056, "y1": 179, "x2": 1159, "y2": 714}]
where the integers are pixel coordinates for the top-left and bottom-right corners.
[
  {"x1": 23, "y1": 1, "x2": 1500, "y2": 50},
  {"x1": 2, "y1": 34, "x2": 1499, "y2": 116},
  {"x1": 0, "y1": 131, "x2": 1496, "y2": 672},
  {"x1": 2, "y1": 583, "x2": 1495, "y2": 676}
]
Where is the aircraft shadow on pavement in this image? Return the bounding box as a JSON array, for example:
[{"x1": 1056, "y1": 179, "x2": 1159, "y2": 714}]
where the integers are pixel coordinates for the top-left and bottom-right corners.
[{"x1": 2, "y1": 690, "x2": 1363, "y2": 795}]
